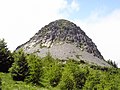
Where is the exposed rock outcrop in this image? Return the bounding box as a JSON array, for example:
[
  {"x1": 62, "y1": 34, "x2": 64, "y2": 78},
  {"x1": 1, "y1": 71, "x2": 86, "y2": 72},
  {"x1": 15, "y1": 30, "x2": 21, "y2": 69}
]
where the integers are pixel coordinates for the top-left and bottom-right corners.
[{"x1": 16, "y1": 19, "x2": 111, "y2": 67}]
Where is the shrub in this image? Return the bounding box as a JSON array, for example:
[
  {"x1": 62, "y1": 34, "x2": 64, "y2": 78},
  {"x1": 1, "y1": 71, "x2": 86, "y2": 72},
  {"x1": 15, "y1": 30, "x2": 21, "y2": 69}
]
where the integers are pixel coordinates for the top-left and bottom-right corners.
[
  {"x1": 9, "y1": 49, "x2": 29, "y2": 81},
  {"x1": 0, "y1": 39, "x2": 13, "y2": 72}
]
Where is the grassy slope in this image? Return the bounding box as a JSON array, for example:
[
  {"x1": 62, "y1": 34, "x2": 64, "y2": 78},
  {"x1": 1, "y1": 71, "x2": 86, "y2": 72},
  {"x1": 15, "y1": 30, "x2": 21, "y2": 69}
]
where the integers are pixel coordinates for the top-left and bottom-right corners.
[
  {"x1": 0, "y1": 59, "x2": 120, "y2": 90},
  {"x1": 0, "y1": 73, "x2": 62, "y2": 90},
  {"x1": 0, "y1": 73, "x2": 47, "y2": 90}
]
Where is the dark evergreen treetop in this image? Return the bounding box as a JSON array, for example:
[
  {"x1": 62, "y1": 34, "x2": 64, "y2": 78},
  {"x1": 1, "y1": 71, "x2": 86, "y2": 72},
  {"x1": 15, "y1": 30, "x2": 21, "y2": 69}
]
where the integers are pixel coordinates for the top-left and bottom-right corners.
[{"x1": 0, "y1": 39, "x2": 13, "y2": 72}]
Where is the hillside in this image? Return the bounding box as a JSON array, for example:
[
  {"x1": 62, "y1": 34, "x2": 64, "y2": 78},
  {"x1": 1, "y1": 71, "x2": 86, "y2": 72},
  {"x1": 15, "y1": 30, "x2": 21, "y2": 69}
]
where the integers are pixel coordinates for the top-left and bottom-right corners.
[
  {"x1": 0, "y1": 21, "x2": 119, "y2": 89},
  {"x1": 16, "y1": 19, "x2": 110, "y2": 67},
  {"x1": 0, "y1": 56, "x2": 120, "y2": 90}
]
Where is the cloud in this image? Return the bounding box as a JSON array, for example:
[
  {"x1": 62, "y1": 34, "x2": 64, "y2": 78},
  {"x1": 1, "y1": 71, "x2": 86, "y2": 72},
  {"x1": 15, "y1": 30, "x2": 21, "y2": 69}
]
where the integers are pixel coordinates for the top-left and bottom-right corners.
[
  {"x1": 71, "y1": 0, "x2": 80, "y2": 11},
  {"x1": 75, "y1": 9, "x2": 120, "y2": 67},
  {"x1": 0, "y1": 0, "x2": 81, "y2": 51},
  {"x1": 59, "y1": 0, "x2": 80, "y2": 17},
  {"x1": 0, "y1": 0, "x2": 69, "y2": 50},
  {"x1": 1, "y1": 0, "x2": 119, "y2": 67}
]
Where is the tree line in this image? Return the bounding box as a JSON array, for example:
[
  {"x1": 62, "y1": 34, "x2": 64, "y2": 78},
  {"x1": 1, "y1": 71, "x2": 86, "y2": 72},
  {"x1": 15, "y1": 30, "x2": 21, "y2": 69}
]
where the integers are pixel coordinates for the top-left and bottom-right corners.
[{"x1": 0, "y1": 38, "x2": 120, "y2": 90}]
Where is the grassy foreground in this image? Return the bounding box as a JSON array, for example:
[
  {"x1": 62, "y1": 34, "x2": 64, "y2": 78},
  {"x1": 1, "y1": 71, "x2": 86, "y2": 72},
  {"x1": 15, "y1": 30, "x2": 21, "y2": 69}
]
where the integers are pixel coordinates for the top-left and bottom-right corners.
[{"x1": 0, "y1": 73, "x2": 45, "y2": 90}]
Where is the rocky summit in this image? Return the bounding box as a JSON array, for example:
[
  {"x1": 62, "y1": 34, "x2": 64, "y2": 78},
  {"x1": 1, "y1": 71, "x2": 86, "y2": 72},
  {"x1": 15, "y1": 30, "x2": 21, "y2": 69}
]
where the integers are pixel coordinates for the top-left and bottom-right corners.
[{"x1": 17, "y1": 19, "x2": 111, "y2": 67}]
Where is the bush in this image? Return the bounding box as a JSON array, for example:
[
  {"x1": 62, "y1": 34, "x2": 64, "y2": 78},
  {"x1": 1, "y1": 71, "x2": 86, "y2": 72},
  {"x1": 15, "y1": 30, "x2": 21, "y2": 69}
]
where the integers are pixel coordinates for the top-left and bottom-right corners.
[
  {"x1": 9, "y1": 49, "x2": 29, "y2": 81},
  {"x1": 0, "y1": 39, "x2": 13, "y2": 72}
]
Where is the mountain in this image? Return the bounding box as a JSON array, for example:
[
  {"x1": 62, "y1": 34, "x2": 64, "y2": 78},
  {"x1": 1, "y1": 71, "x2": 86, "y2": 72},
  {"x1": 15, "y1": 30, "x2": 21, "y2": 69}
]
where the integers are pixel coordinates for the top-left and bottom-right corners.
[{"x1": 16, "y1": 19, "x2": 110, "y2": 67}]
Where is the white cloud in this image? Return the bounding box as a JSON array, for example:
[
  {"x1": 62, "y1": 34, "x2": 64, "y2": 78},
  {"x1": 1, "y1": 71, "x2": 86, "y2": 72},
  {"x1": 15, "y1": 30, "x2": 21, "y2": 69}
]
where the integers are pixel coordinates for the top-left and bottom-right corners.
[
  {"x1": 75, "y1": 9, "x2": 120, "y2": 67},
  {"x1": 1, "y1": 0, "x2": 119, "y2": 68},
  {"x1": 0, "y1": 0, "x2": 80, "y2": 51},
  {"x1": 0, "y1": 0, "x2": 69, "y2": 50},
  {"x1": 71, "y1": 0, "x2": 80, "y2": 11},
  {"x1": 59, "y1": 0, "x2": 80, "y2": 16}
]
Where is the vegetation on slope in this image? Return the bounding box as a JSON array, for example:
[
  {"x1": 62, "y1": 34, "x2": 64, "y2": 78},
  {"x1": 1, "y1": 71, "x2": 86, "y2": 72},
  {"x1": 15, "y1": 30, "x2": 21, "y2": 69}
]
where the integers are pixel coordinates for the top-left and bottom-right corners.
[
  {"x1": 8, "y1": 50, "x2": 120, "y2": 90},
  {"x1": 107, "y1": 59, "x2": 118, "y2": 68},
  {"x1": 0, "y1": 38, "x2": 120, "y2": 90}
]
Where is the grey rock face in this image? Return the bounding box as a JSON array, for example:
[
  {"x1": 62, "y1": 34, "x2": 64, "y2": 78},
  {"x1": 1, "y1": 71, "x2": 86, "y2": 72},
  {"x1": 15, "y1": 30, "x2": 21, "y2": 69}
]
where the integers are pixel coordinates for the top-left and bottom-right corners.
[{"x1": 16, "y1": 19, "x2": 111, "y2": 67}]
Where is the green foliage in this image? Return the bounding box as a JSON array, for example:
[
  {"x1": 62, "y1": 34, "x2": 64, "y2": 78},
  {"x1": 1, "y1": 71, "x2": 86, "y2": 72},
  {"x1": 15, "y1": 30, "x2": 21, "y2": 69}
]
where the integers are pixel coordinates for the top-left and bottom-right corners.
[
  {"x1": 90, "y1": 65, "x2": 109, "y2": 71},
  {"x1": 0, "y1": 77, "x2": 1, "y2": 90},
  {"x1": 7, "y1": 50, "x2": 120, "y2": 90},
  {"x1": 9, "y1": 49, "x2": 29, "y2": 81},
  {"x1": 41, "y1": 53, "x2": 62, "y2": 88},
  {"x1": 1, "y1": 38, "x2": 119, "y2": 90},
  {"x1": 107, "y1": 59, "x2": 118, "y2": 68},
  {"x1": 73, "y1": 69, "x2": 87, "y2": 89},
  {"x1": 58, "y1": 60, "x2": 74, "y2": 90},
  {"x1": 83, "y1": 68, "x2": 120, "y2": 90},
  {"x1": 0, "y1": 39, "x2": 13, "y2": 72},
  {"x1": 0, "y1": 73, "x2": 44, "y2": 90},
  {"x1": 10, "y1": 50, "x2": 43, "y2": 85},
  {"x1": 60, "y1": 77, "x2": 74, "y2": 90},
  {"x1": 49, "y1": 70, "x2": 62, "y2": 87},
  {"x1": 58, "y1": 60, "x2": 88, "y2": 90},
  {"x1": 25, "y1": 54, "x2": 43, "y2": 85},
  {"x1": 83, "y1": 70, "x2": 102, "y2": 90}
]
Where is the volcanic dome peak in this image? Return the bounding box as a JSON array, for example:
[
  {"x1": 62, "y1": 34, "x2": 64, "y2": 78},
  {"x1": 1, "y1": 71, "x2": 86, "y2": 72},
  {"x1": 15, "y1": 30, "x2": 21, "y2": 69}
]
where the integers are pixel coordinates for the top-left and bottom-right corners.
[{"x1": 16, "y1": 19, "x2": 112, "y2": 67}]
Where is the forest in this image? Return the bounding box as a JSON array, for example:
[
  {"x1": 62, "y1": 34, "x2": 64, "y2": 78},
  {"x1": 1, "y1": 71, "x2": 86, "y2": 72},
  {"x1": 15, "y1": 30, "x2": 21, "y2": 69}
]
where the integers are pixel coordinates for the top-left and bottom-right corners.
[{"x1": 0, "y1": 39, "x2": 120, "y2": 90}]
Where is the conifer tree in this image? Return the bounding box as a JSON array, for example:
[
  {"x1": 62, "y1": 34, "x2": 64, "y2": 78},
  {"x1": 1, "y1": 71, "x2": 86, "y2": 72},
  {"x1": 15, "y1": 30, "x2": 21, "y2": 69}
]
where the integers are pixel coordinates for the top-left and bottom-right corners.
[
  {"x1": 9, "y1": 49, "x2": 28, "y2": 81},
  {"x1": 0, "y1": 39, "x2": 13, "y2": 72},
  {"x1": 25, "y1": 54, "x2": 43, "y2": 85}
]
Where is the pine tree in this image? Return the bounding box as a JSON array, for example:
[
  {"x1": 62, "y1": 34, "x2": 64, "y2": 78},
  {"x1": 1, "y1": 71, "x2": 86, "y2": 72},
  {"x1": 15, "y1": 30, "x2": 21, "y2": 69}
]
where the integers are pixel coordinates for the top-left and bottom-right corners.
[
  {"x1": 0, "y1": 39, "x2": 13, "y2": 72},
  {"x1": 9, "y1": 49, "x2": 28, "y2": 81},
  {"x1": 25, "y1": 54, "x2": 43, "y2": 85},
  {"x1": 107, "y1": 59, "x2": 118, "y2": 68}
]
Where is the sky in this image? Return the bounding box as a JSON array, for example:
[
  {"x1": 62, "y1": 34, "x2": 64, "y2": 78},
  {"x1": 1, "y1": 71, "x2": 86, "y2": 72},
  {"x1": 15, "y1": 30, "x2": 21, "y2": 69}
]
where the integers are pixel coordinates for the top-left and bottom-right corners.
[{"x1": 0, "y1": 0, "x2": 120, "y2": 67}]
